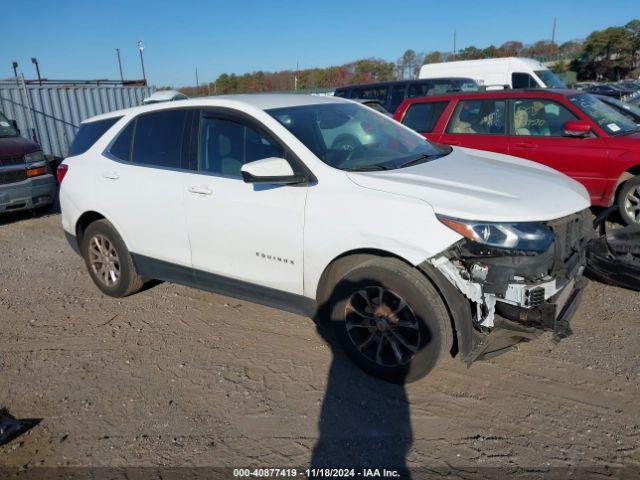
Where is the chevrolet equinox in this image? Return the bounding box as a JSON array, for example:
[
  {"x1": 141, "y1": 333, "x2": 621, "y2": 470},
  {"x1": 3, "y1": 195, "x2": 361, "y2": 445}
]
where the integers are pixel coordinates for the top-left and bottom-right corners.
[{"x1": 59, "y1": 94, "x2": 592, "y2": 383}]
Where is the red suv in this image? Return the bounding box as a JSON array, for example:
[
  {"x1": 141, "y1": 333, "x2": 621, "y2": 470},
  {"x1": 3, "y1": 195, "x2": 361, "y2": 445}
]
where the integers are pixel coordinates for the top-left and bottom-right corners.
[{"x1": 394, "y1": 89, "x2": 640, "y2": 225}]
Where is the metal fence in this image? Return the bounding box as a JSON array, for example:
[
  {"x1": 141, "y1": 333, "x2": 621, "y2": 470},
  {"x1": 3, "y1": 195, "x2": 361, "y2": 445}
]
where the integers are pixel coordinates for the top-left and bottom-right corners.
[{"x1": 0, "y1": 80, "x2": 153, "y2": 158}]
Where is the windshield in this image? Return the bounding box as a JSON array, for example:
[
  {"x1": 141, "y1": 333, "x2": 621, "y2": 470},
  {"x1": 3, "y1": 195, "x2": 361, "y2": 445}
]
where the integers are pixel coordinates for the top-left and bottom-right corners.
[
  {"x1": 534, "y1": 70, "x2": 566, "y2": 88},
  {"x1": 570, "y1": 94, "x2": 639, "y2": 136},
  {"x1": 601, "y1": 97, "x2": 640, "y2": 123},
  {"x1": 0, "y1": 112, "x2": 19, "y2": 138},
  {"x1": 266, "y1": 103, "x2": 451, "y2": 171}
]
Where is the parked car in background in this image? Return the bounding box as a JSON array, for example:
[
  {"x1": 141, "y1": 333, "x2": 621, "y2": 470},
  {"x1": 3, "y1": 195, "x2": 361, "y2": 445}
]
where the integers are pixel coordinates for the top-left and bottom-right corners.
[
  {"x1": 618, "y1": 80, "x2": 640, "y2": 93},
  {"x1": 575, "y1": 82, "x2": 597, "y2": 91},
  {"x1": 141, "y1": 89, "x2": 188, "y2": 105},
  {"x1": 334, "y1": 77, "x2": 478, "y2": 114},
  {"x1": 0, "y1": 111, "x2": 56, "y2": 214},
  {"x1": 353, "y1": 98, "x2": 391, "y2": 116},
  {"x1": 586, "y1": 84, "x2": 636, "y2": 101},
  {"x1": 59, "y1": 94, "x2": 592, "y2": 383},
  {"x1": 394, "y1": 89, "x2": 640, "y2": 225},
  {"x1": 595, "y1": 95, "x2": 640, "y2": 125},
  {"x1": 419, "y1": 57, "x2": 566, "y2": 89}
]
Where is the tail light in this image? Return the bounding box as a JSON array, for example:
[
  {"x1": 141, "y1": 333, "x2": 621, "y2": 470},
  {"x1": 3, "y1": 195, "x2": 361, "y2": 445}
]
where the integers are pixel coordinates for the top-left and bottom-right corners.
[{"x1": 57, "y1": 164, "x2": 69, "y2": 184}]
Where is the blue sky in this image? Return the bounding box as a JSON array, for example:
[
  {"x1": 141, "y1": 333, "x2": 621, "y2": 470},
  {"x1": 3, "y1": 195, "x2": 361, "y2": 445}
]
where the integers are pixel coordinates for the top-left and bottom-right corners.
[{"x1": 3, "y1": 0, "x2": 638, "y2": 87}]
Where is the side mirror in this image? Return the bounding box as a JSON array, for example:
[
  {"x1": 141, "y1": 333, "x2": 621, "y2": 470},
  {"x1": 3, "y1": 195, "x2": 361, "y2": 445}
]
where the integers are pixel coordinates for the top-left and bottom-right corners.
[
  {"x1": 241, "y1": 157, "x2": 308, "y2": 185},
  {"x1": 564, "y1": 120, "x2": 591, "y2": 138},
  {"x1": 9, "y1": 119, "x2": 20, "y2": 135}
]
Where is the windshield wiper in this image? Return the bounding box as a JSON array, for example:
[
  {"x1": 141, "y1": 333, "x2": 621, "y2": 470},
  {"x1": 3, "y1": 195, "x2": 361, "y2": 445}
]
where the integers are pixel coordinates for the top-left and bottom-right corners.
[
  {"x1": 345, "y1": 165, "x2": 390, "y2": 172},
  {"x1": 397, "y1": 154, "x2": 437, "y2": 169},
  {"x1": 611, "y1": 126, "x2": 640, "y2": 136}
]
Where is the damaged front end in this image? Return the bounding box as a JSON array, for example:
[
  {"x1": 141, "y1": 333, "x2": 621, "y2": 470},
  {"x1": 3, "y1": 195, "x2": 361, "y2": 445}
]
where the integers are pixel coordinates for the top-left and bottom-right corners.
[{"x1": 428, "y1": 209, "x2": 593, "y2": 364}]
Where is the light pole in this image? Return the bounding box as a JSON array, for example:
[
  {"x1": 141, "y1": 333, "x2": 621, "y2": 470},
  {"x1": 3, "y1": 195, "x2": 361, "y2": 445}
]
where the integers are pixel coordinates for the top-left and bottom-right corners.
[
  {"x1": 31, "y1": 57, "x2": 42, "y2": 86},
  {"x1": 12, "y1": 61, "x2": 18, "y2": 85},
  {"x1": 138, "y1": 41, "x2": 146, "y2": 84},
  {"x1": 116, "y1": 48, "x2": 124, "y2": 82}
]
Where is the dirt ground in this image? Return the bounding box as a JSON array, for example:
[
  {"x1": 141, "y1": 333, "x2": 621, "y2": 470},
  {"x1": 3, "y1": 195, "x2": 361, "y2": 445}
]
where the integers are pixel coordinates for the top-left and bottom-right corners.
[{"x1": 1, "y1": 210, "x2": 639, "y2": 479}]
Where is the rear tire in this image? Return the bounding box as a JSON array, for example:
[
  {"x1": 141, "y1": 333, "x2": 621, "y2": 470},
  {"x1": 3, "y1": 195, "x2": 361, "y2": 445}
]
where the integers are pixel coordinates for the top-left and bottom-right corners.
[
  {"x1": 618, "y1": 176, "x2": 640, "y2": 226},
  {"x1": 328, "y1": 257, "x2": 452, "y2": 384},
  {"x1": 81, "y1": 219, "x2": 143, "y2": 298}
]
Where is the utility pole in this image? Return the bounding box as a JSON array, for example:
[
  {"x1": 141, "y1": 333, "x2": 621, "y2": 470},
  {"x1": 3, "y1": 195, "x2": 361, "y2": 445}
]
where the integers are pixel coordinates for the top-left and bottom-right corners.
[
  {"x1": 12, "y1": 61, "x2": 19, "y2": 85},
  {"x1": 138, "y1": 41, "x2": 147, "y2": 84},
  {"x1": 453, "y1": 30, "x2": 457, "y2": 61},
  {"x1": 551, "y1": 17, "x2": 557, "y2": 45},
  {"x1": 196, "y1": 67, "x2": 199, "y2": 89},
  {"x1": 31, "y1": 57, "x2": 42, "y2": 86},
  {"x1": 294, "y1": 60, "x2": 299, "y2": 91},
  {"x1": 116, "y1": 48, "x2": 124, "y2": 82}
]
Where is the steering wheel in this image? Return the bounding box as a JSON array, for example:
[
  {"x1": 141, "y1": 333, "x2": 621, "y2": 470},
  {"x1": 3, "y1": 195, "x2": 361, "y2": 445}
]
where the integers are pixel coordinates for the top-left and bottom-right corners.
[{"x1": 343, "y1": 144, "x2": 369, "y2": 165}]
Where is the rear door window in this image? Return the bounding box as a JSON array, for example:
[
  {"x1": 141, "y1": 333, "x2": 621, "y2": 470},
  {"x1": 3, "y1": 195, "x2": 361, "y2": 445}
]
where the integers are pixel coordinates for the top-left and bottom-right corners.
[
  {"x1": 350, "y1": 86, "x2": 388, "y2": 102},
  {"x1": 408, "y1": 82, "x2": 431, "y2": 98},
  {"x1": 401, "y1": 102, "x2": 449, "y2": 133},
  {"x1": 68, "y1": 117, "x2": 121, "y2": 156},
  {"x1": 447, "y1": 99, "x2": 507, "y2": 135},
  {"x1": 389, "y1": 84, "x2": 407, "y2": 112},
  {"x1": 334, "y1": 88, "x2": 349, "y2": 98},
  {"x1": 132, "y1": 109, "x2": 188, "y2": 169},
  {"x1": 109, "y1": 121, "x2": 135, "y2": 161}
]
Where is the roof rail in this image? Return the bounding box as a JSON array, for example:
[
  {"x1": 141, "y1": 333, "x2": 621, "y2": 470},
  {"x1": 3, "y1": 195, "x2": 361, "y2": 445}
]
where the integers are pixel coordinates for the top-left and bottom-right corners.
[{"x1": 478, "y1": 84, "x2": 511, "y2": 92}]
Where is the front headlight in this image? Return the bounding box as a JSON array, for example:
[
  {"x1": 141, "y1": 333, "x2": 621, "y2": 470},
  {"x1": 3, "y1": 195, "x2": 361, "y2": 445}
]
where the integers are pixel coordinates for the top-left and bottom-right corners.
[
  {"x1": 24, "y1": 150, "x2": 45, "y2": 163},
  {"x1": 438, "y1": 215, "x2": 555, "y2": 252}
]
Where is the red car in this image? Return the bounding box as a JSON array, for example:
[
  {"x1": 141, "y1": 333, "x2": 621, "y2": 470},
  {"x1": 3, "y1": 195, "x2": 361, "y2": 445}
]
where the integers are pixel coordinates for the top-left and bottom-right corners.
[{"x1": 394, "y1": 89, "x2": 640, "y2": 225}]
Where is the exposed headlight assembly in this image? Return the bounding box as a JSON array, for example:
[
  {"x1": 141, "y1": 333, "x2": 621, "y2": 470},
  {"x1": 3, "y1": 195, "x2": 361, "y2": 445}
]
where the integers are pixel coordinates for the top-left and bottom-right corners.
[
  {"x1": 24, "y1": 150, "x2": 45, "y2": 163},
  {"x1": 438, "y1": 215, "x2": 555, "y2": 252}
]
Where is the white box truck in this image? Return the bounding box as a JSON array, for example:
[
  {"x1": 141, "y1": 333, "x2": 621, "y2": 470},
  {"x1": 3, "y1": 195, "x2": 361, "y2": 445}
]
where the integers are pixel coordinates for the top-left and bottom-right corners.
[{"x1": 419, "y1": 57, "x2": 566, "y2": 90}]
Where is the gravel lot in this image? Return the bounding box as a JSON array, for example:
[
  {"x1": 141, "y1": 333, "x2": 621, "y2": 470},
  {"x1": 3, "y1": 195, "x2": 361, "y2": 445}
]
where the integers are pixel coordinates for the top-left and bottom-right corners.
[{"x1": 1, "y1": 210, "x2": 639, "y2": 478}]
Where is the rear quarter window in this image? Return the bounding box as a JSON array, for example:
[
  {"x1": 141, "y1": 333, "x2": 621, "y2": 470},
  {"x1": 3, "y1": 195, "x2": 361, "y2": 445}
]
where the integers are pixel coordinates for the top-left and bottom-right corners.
[
  {"x1": 68, "y1": 117, "x2": 121, "y2": 157},
  {"x1": 401, "y1": 102, "x2": 449, "y2": 134}
]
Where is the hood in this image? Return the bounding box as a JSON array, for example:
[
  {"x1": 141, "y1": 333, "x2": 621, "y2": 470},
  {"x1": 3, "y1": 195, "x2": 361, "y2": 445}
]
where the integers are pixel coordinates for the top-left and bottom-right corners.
[
  {"x1": 347, "y1": 147, "x2": 590, "y2": 222},
  {"x1": 0, "y1": 135, "x2": 39, "y2": 158}
]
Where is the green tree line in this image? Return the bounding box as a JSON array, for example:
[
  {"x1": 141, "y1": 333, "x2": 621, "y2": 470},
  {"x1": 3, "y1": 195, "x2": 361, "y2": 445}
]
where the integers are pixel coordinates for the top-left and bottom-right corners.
[{"x1": 177, "y1": 18, "x2": 639, "y2": 96}]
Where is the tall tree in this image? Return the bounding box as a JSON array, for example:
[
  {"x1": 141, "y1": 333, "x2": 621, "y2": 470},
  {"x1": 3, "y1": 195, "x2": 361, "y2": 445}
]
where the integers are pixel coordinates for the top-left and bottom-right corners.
[
  {"x1": 572, "y1": 25, "x2": 635, "y2": 80},
  {"x1": 497, "y1": 41, "x2": 523, "y2": 57},
  {"x1": 423, "y1": 51, "x2": 442, "y2": 64}
]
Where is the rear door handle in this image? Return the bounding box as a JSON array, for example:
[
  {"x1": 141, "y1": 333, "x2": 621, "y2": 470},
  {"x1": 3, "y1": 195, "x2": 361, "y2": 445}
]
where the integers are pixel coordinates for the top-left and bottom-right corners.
[
  {"x1": 513, "y1": 142, "x2": 538, "y2": 149},
  {"x1": 102, "y1": 171, "x2": 119, "y2": 180},
  {"x1": 188, "y1": 185, "x2": 213, "y2": 196}
]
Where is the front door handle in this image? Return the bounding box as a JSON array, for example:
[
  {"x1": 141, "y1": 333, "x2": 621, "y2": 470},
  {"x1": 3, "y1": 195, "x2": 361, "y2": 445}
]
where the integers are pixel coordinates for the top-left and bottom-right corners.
[
  {"x1": 102, "y1": 171, "x2": 119, "y2": 180},
  {"x1": 513, "y1": 142, "x2": 538, "y2": 149},
  {"x1": 188, "y1": 185, "x2": 213, "y2": 196}
]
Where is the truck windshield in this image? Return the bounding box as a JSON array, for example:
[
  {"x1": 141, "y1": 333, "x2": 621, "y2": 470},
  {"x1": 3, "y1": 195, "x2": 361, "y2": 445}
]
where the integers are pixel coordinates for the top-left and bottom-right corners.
[
  {"x1": 534, "y1": 70, "x2": 566, "y2": 88},
  {"x1": 570, "y1": 94, "x2": 639, "y2": 136},
  {"x1": 266, "y1": 102, "x2": 451, "y2": 172},
  {"x1": 0, "y1": 112, "x2": 19, "y2": 138}
]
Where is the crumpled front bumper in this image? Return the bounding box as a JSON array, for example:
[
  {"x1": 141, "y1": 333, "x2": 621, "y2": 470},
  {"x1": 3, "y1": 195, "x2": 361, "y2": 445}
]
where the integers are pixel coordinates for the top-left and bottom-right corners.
[
  {"x1": 429, "y1": 209, "x2": 593, "y2": 364},
  {"x1": 0, "y1": 174, "x2": 56, "y2": 213}
]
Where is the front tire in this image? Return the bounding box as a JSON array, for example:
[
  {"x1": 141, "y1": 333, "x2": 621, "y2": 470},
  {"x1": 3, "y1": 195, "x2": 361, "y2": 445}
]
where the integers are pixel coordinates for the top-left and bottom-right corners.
[
  {"x1": 81, "y1": 219, "x2": 143, "y2": 297},
  {"x1": 618, "y1": 176, "x2": 640, "y2": 226},
  {"x1": 328, "y1": 257, "x2": 452, "y2": 384}
]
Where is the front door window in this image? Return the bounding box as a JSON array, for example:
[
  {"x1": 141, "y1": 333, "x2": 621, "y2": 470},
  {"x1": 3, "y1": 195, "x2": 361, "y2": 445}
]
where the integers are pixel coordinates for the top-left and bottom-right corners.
[{"x1": 512, "y1": 99, "x2": 578, "y2": 137}]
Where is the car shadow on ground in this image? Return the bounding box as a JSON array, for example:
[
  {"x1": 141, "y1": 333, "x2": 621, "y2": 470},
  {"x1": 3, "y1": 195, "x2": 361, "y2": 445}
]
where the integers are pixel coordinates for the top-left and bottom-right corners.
[
  {"x1": 310, "y1": 279, "x2": 415, "y2": 479},
  {"x1": 0, "y1": 198, "x2": 60, "y2": 227}
]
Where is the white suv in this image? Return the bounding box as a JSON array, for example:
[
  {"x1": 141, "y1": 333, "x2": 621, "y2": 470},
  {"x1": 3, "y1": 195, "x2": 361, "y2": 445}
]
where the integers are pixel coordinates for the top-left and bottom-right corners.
[{"x1": 59, "y1": 94, "x2": 592, "y2": 383}]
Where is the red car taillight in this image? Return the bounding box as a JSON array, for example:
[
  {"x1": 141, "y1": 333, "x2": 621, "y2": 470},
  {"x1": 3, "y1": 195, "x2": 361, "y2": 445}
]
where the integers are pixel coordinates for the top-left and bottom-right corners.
[{"x1": 57, "y1": 164, "x2": 69, "y2": 184}]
